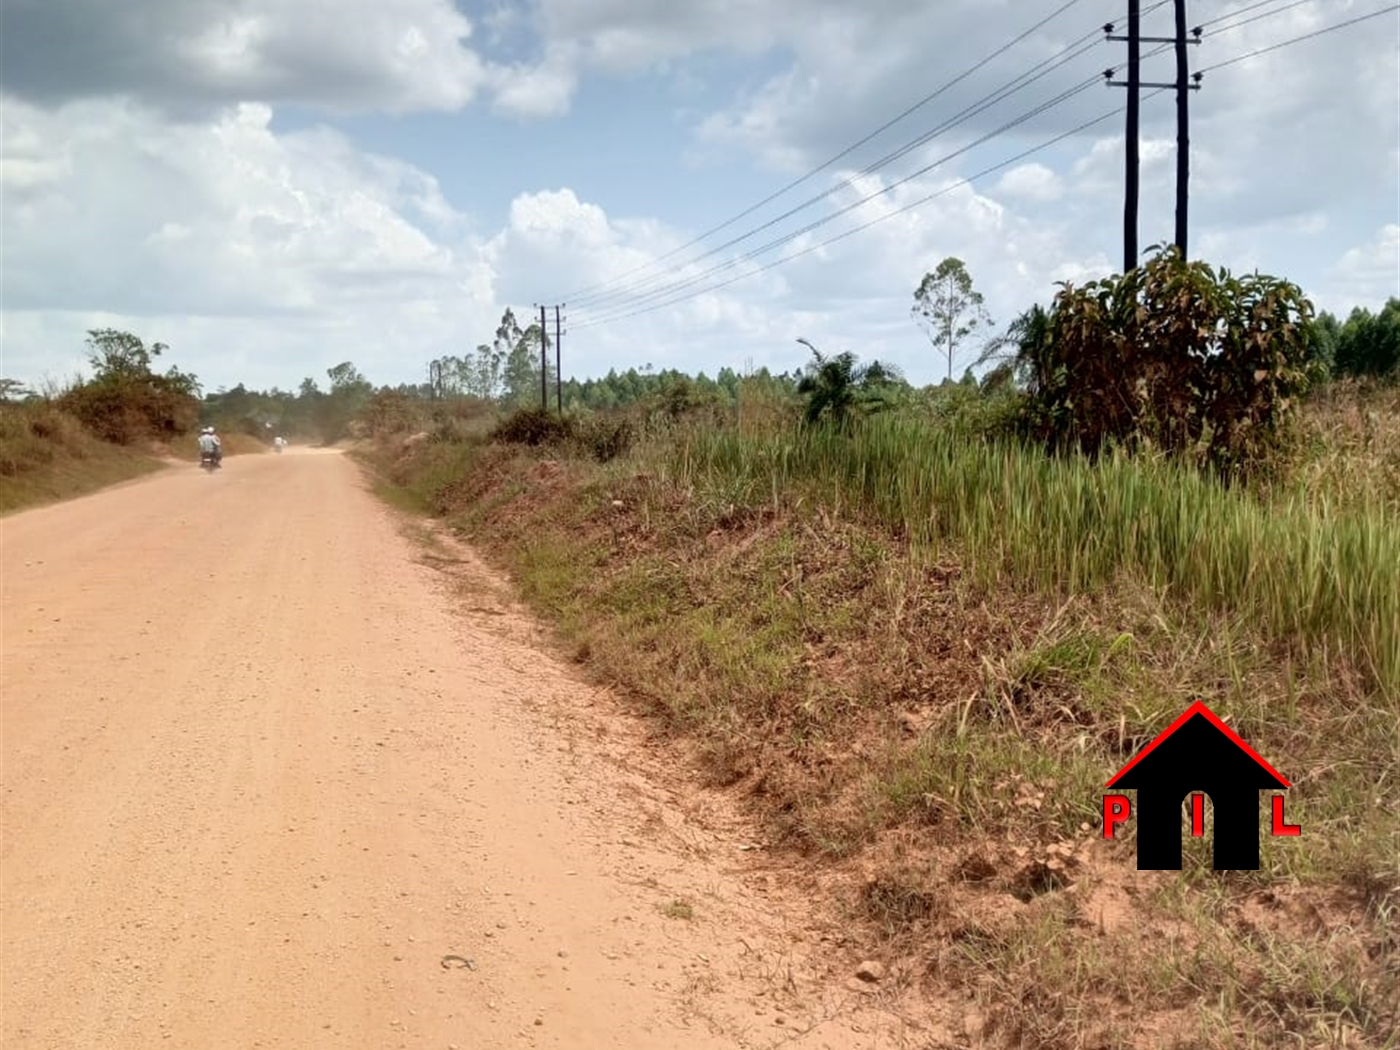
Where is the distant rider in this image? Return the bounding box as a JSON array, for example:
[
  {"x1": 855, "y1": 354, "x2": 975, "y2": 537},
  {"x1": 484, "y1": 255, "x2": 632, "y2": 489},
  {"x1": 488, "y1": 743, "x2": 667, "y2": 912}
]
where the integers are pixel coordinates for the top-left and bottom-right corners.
[{"x1": 197, "y1": 426, "x2": 222, "y2": 466}]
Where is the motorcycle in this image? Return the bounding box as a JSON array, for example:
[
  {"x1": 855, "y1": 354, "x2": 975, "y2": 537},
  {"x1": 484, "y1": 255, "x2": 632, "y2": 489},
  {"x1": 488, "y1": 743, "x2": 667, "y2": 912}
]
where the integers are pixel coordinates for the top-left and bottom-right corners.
[{"x1": 200, "y1": 450, "x2": 222, "y2": 472}]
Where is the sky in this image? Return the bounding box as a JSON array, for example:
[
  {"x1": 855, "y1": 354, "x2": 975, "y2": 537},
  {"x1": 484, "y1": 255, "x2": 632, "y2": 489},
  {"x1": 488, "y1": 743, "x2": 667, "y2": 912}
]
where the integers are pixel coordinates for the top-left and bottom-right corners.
[{"x1": 1, "y1": 0, "x2": 1397, "y2": 394}]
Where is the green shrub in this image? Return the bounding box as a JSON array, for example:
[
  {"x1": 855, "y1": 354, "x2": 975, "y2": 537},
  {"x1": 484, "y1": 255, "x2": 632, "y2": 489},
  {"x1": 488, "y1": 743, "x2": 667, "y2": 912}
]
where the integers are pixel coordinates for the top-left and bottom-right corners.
[
  {"x1": 574, "y1": 416, "x2": 634, "y2": 462},
  {"x1": 490, "y1": 407, "x2": 575, "y2": 446},
  {"x1": 59, "y1": 375, "x2": 199, "y2": 444},
  {"x1": 1019, "y1": 245, "x2": 1317, "y2": 477},
  {"x1": 55, "y1": 329, "x2": 201, "y2": 444}
]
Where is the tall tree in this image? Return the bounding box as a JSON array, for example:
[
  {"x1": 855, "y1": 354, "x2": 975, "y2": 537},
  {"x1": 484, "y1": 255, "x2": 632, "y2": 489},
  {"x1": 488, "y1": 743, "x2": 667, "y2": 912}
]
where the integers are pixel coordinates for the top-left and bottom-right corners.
[
  {"x1": 326, "y1": 361, "x2": 369, "y2": 394},
  {"x1": 317, "y1": 361, "x2": 373, "y2": 442},
  {"x1": 84, "y1": 328, "x2": 165, "y2": 380},
  {"x1": 912, "y1": 257, "x2": 993, "y2": 382},
  {"x1": 0, "y1": 378, "x2": 31, "y2": 402},
  {"x1": 502, "y1": 339, "x2": 536, "y2": 408},
  {"x1": 468, "y1": 342, "x2": 504, "y2": 400},
  {"x1": 60, "y1": 329, "x2": 200, "y2": 441},
  {"x1": 492, "y1": 309, "x2": 533, "y2": 408},
  {"x1": 494, "y1": 309, "x2": 523, "y2": 366}
]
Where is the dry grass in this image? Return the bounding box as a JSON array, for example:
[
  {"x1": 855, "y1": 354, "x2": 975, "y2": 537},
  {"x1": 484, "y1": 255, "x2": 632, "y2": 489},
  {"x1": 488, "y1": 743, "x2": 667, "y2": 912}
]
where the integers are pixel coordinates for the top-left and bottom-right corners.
[
  {"x1": 0, "y1": 401, "x2": 284, "y2": 514},
  {"x1": 660, "y1": 899, "x2": 696, "y2": 921},
  {"x1": 1273, "y1": 379, "x2": 1400, "y2": 515},
  {"x1": 0, "y1": 401, "x2": 166, "y2": 513}
]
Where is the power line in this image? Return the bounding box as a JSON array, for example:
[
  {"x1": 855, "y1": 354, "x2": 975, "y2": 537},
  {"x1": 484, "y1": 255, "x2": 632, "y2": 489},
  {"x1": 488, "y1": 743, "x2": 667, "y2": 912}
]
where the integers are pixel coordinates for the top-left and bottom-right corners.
[
  {"x1": 570, "y1": 0, "x2": 1332, "y2": 322},
  {"x1": 571, "y1": 101, "x2": 1145, "y2": 331},
  {"x1": 568, "y1": 3, "x2": 1206, "y2": 316},
  {"x1": 572, "y1": 83, "x2": 1126, "y2": 331},
  {"x1": 572, "y1": 36, "x2": 1180, "y2": 323},
  {"x1": 1199, "y1": 3, "x2": 1397, "y2": 71},
  {"x1": 556, "y1": 0, "x2": 1093, "y2": 304},
  {"x1": 568, "y1": 32, "x2": 1108, "y2": 312},
  {"x1": 569, "y1": 10, "x2": 1393, "y2": 331},
  {"x1": 1204, "y1": 0, "x2": 1323, "y2": 35},
  {"x1": 1198, "y1": 0, "x2": 1302, "y2": 29},
  {"x1": 558, "y1": 0, "x2": 1120, "y2": 306},
  {"x1": 572, "y1": 73, "x2": 1115, "y2": 324}
]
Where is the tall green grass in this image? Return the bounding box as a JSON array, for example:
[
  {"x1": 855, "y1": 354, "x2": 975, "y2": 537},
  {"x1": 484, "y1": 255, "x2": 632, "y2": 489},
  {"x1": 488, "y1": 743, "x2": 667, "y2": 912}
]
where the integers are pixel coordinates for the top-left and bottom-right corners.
[{"x1": 674, "y1": 415, "x2": 1399, "y2": 703}]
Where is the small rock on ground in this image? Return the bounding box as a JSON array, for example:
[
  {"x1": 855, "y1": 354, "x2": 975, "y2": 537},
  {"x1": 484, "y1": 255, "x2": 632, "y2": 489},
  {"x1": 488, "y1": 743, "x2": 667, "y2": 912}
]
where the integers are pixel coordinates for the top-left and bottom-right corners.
[{"x1": 855, "y1": 960, "x2": 884, "y2": 983}]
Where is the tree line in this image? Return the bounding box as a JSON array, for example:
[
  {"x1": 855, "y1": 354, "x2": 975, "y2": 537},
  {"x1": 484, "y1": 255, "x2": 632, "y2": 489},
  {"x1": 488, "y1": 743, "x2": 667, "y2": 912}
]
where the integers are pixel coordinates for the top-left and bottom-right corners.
[
  {"x1": 421, "y1": 307, "x2": 804, "y2": 413},
  {"x1": 2, "y1": 262, "x2": 1392, "y2": 453}
]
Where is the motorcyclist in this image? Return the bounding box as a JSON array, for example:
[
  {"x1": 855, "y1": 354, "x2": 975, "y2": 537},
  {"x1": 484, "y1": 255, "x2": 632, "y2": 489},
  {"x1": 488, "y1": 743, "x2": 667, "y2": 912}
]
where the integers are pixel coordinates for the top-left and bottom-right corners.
[{"x1": 197, "y1": 426, "x2": 222, "y2": 466}]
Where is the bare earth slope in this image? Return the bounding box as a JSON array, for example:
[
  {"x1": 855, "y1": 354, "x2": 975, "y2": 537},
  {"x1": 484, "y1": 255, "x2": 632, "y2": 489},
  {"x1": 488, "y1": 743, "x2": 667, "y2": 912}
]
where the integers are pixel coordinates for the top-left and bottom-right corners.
[{"x1": 2, "y1": 449, "x2": 938, "y2": 1049}]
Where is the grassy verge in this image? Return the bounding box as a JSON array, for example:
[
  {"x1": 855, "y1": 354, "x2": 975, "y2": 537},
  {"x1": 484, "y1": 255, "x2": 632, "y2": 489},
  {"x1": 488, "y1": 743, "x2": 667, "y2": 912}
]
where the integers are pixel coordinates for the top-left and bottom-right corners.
[
  {"x1": 0, "y1": 402, "x2": 166, "y2": 514},
  {"x1": 1, "y1": 403, "x2": 276, "y2": 514},
  {"x1": 361, "y1": 398, "x2": 1399, "y2": 1049}
]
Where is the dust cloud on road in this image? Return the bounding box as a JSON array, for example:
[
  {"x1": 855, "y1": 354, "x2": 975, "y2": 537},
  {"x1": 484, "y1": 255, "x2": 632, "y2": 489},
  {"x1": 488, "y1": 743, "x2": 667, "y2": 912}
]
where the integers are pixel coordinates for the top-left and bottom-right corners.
[{"x1": 2, "y1": 449, "x2": 935, "y2": 1049}]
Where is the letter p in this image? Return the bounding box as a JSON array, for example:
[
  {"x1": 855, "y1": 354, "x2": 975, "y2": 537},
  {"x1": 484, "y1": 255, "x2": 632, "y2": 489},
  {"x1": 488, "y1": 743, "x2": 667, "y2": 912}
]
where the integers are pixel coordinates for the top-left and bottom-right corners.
[{"x1": 1103, "y1": 794, "x2": 1131, "y2": 838}]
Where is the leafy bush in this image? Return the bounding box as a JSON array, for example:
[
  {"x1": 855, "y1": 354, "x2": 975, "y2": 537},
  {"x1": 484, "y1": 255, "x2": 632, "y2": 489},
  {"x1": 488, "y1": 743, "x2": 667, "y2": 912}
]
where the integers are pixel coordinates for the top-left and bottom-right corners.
[
  {"x1": 362, "y1": 389, "x2": 421, "y2": 437},
  {"x1": 490, "y1": 407, "x2": 576, "y2": 446},
  {"x1": 914, "y1": 382, "x2": 1025, "y2": 441},
  {"x1": 61, "y1": 378, "x2": 199, "y2": 443},
  {"x1": 314, "y1": 362, "x2": 374, "y2": 444},
  {"x1": 486, "y1": 406, "x2": 635, "y2": 463},
  {"x1": 56, "y1": 329, "x2": 201, "y2": 444},
  {"x1": 575, "y1": 416, "x2": 634, "y2": 462},
  {"x1": 1018, "y1": 245, "x2": 1317, "y2": 477}
]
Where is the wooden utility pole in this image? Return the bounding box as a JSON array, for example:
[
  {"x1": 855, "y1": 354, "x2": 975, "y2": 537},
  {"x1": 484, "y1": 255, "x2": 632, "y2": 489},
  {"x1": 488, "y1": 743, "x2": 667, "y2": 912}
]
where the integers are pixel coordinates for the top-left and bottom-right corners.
[
  {"x1": 539, "y1": 304, "x2": 549, "y2": 411},
  {"x1": 1126, "y1": 0, "x2": 1140, "y2": 272},
  {"x1": 554, "y1": 305, "x2": 563, "y2": 413},
  {"x1": 1173, "y1": 0, "x2": 1203, "y2": 256},
  {"x1": 1106, "y1": 2, "x2": 1200, "y2": 268}
]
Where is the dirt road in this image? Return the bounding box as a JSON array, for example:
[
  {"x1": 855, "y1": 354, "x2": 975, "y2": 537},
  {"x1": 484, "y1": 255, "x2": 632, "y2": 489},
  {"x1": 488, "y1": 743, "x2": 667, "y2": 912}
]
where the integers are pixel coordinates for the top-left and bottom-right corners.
[{"x1": 2, "y1": 449, "x2": 937, "y2": 1049}]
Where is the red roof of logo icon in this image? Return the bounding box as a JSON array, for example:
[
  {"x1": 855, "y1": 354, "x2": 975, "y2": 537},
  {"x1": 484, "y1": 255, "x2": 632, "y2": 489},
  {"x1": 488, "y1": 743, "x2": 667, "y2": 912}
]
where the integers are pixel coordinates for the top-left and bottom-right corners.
[{"x1": 1105, "y1": 700, "x2": 1290, "y2": 789}]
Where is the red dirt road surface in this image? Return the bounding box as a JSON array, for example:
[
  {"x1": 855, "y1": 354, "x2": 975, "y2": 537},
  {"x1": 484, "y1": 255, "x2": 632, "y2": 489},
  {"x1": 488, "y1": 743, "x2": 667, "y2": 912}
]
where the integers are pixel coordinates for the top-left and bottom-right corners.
[{"x1": 2, "y1": 449, "x2": 938, "y2": 1049}]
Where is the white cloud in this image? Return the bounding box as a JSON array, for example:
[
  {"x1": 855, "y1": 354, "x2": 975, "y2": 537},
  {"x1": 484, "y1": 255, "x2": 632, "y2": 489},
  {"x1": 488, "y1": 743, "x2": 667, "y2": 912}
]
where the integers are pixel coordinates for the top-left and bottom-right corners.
[
  {"x1": 488, "y1": 43, "x2": 582, "y2": 119},
  {"x1": 3, "y1": 93, "x2": 814, "y2": 389},
  {"x1": 0, "y1": 0, "x2": 495, "y2": 116},
  {"x1": 1320, "y1": 224, "x2": 1400, "y2": 313},
  {"x1": 0, "y1": 96, "x2": 499, "y2": 387},
  {"x1": 995, "y1": 162, "x2": 1062, "y2": 201},
  {"x1": 1, "y1": 99, "x2": 470, "y2": 320},
  {"x1": 0, "y1": 79, "x2": 1092, "y2": 388}
]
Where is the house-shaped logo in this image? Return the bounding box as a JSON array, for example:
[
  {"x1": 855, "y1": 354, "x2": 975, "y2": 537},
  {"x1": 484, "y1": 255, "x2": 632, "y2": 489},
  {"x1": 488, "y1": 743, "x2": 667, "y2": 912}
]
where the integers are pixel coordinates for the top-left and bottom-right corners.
[{"x1": 1102, "y1": 701, "x2": 1299, "y2": 870}]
